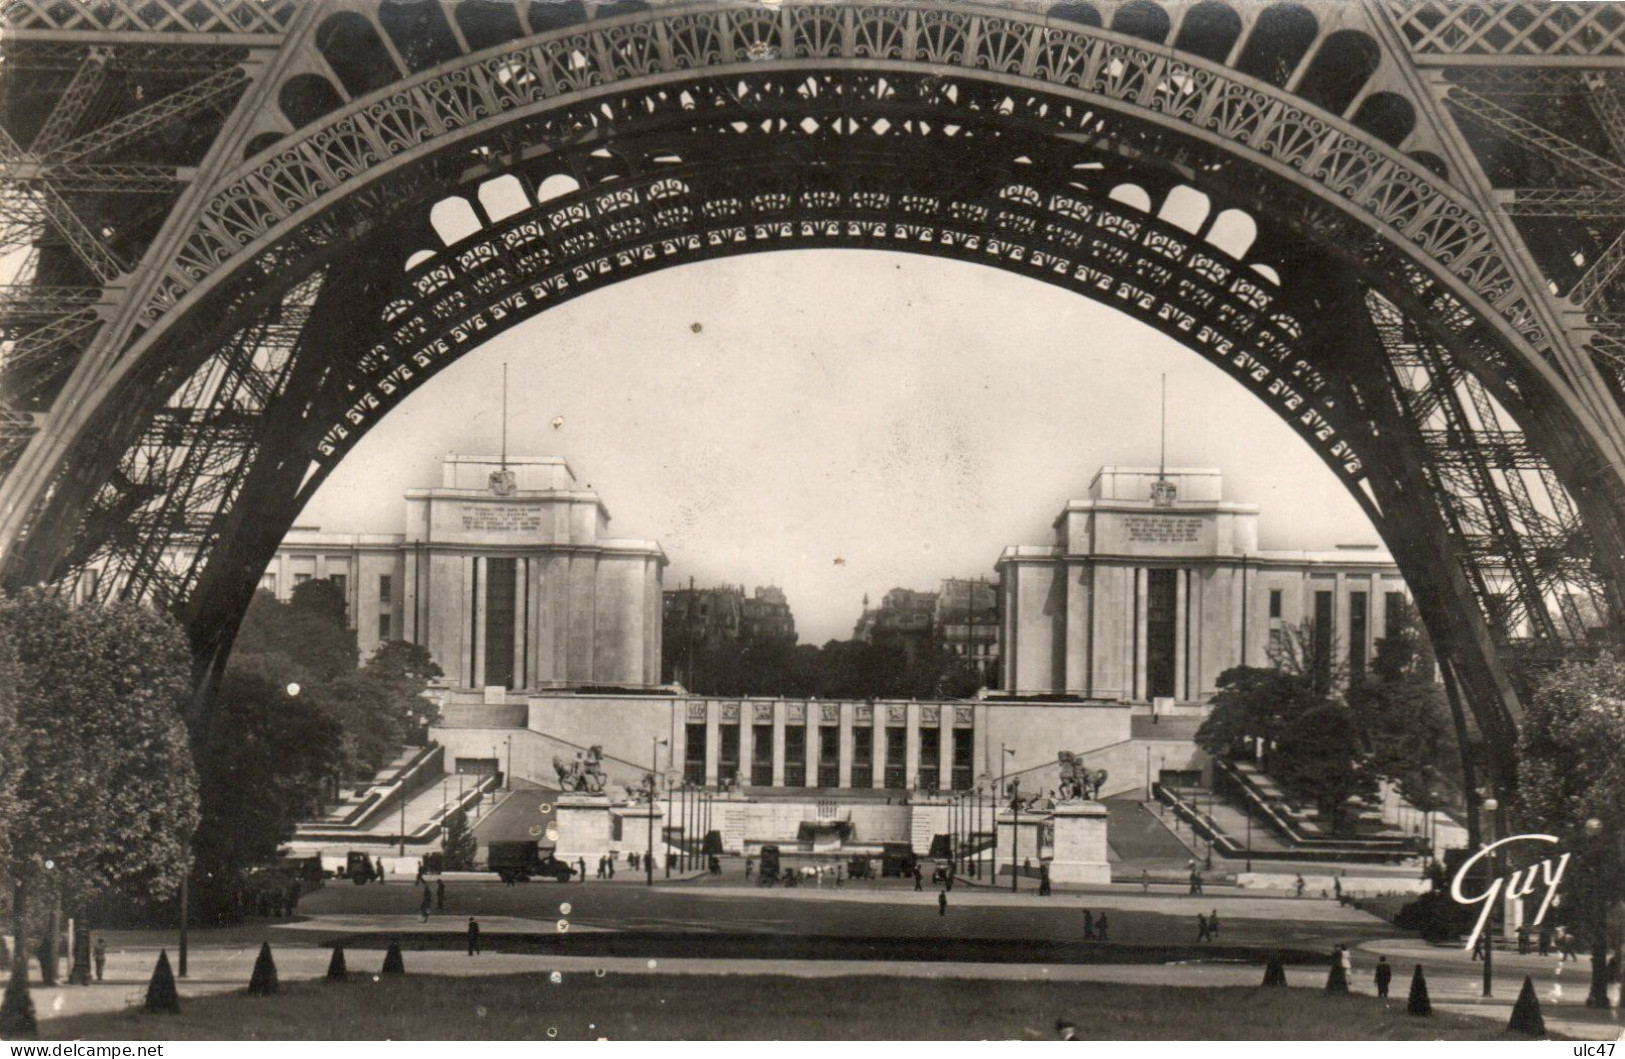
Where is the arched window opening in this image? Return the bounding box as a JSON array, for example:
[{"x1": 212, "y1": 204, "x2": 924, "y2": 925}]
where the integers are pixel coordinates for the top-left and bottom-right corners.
[
  {"x1": 1048, "y1": 1, "x2": 1102, "y2": 27},
  {"x1": 1172, "y1": 1, "x2": 1240, "y2": 63},
  {"x1": 594, "y1": 0, "x2": 650, "y2": 18},
  {"x1": 405, "y1": 249, "x2": 436, "y2": 271},
  {"x1": 430, "y1": 197, "x2": 483, "y2": 246},
  {"x1": 1408, "y1": 150, "x2": 1450, "y2": 180},
  {"x1": 1351, "y1": 91, "x2": 1416, "y2": 147},
  {"x1": 1206, "y1": 208, "x2": 1257, "y2": 259},
  {"x1": 1296, "y1": 30, "x2": 1381, "y2": 116},
  {"x1": 380, "y1": 0, "x2": 463, "y2": 73},
  {"x1": 479, "y1": 174, "x2": 531, "y2": 222},
  {"x1": 1109, "y1": 183, "x2": 1152, "y2": 212},
  {"x1": 1159, "y1": 185, "x2": 1212, "y2": 234},
  {"x1": 528, "y1": 0, "x2": 587, "y2": 32},
  {"x1": 278, "y1": 74, "x2": 344, "y2": 130},
  {"x1": 456, "y1": 0, "x2": 523, "y2": 51},
  {"x1": 536, "y1": 173, "x2": 582, "y2": 203},
  {"x1": 243, "y1": 131, "x2": 283, "y2": 160},
  {"x1": 1234, "y1": 4, "x2": 1318, "y2": 88},
  {"x1": 1251, "y1": 263, "x2": 1281, "y2": 285},
  {"x1": 315, "y1": 12, "x2": 400, "y2": 97},
  {"x1": 1112, "y1": 0, "x2": 1169, "y2": 43}
]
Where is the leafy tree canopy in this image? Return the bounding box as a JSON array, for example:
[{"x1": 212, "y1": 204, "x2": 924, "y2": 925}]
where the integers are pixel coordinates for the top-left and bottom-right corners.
[{"x1": 0, "y1": 590, "x2": 199, "y2": 920}]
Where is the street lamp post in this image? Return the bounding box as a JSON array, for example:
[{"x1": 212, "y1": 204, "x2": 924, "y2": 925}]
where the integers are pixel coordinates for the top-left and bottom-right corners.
[
  {"x1": 647, "y1": 737, "x2": 666, "y2": 887},
  {"x1": 1000, "y1": 745, "x2": 1014, "y2": 888},
  {"x1": 504, "y1": 736, "x2": 512, "y2": 792},
  {"x1": 1583, "y1": 817, "x2": 1612, "y2": 1009},
  {"x1": 665, "y1": 774, "x2": 674, "y2": 879},
  {"x1": 1481, "y1": 795, "x2": 1499, "y2": 998},
  {"x1": 1010, "y1": 777, "x2": 1020, "y2": 894}
]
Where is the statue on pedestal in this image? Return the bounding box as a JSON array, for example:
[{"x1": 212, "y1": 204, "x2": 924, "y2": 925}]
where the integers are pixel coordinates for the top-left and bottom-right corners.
[{"x1": 1057, "y1": 752, "x2": 1108, "y2": 802}]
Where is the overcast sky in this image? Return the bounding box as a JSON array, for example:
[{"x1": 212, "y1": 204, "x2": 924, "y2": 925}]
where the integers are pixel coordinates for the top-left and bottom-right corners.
[{"x1": 299, "y1": 249, "x2": 1381, "y2": 644}]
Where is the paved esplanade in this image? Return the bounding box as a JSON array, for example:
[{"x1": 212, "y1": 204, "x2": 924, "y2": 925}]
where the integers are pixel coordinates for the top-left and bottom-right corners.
[{"x1": 28, "y1": 877, "x2": 1622, "y2": 1040}]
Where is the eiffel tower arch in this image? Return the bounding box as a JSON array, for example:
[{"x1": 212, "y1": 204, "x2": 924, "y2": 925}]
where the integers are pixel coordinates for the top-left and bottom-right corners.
[{"x1": 5, "y1": 0, "x2": 1625, "y2": 789}]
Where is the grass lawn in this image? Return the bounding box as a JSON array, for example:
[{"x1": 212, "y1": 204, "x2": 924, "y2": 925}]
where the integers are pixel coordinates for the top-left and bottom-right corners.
[{"x1": 40, "y1": 974, "x2": 1538, "y2": 1040}]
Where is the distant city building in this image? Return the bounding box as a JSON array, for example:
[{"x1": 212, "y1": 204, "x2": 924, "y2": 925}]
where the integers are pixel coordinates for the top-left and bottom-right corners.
[
  {"x1": 662, "y1": 583, "x2": 798, "y2": 683},
  {"x1": 996, "y1": 466, "x2": 1411, "y2": 700},
  {"x1": 935, "y1": 577, "x2": 1000, "y2": 682},
  {"x1": 852, "y1": 581, "x2": 1000, "y2": 678},
  {"x1": 255, "y1": 455, "x2": 666, "y2": 690}
]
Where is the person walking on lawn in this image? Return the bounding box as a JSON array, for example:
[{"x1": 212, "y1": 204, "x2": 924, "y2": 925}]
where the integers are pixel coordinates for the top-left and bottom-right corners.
[
  {"x1": 1096, "y1": 912, "x2": 1109, "y2": 941},
  {"x1": 420, "y1": 885, "x2": 432, "y2": 923},
  {"x1": 1208, "y1": 909, "x2": 1220, "y2": 939},
  {"x1": 467, "y1": 916, "x2": 481, "y2": 956},
  {"x1": 938, "y1": 889, "x2": 948, "y2": 917},
  {"x1": 436, "y1": 878, "x2": 445, "y2": 910},
  {"x1": 1197, "y1": 913, "x2": 1209, "y2": 942},
  {"x1": 1374, "y1": 956, "x2": 1392, "y2": 998}
]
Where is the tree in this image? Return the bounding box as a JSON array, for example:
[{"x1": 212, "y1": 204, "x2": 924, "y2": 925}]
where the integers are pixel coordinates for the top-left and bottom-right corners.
[
  {"x1": 1195, "y1": 665, "x2": 1319, "y2": 759},
  {"x1": 441, "y1": 808, "x2": 477, "y2": 871},
  {"x1": 1348, "y1": 602, "x2": 1464, "y2": 819},
  {"x1": 0, "y1": 590, "x2": 199, "y2": 1008},
  {"x1": 1517, "y1": 652, "x2": 1625, "y2": 1006},
  {"x1": 1271, "y1": 704, "x2": 1378, "y2": 833},
  {"x1": 191, "y1": 672, "x2": 344, "y2": 922}
]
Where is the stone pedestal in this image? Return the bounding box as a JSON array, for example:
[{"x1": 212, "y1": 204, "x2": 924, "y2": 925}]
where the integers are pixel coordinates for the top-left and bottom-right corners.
[
  {"x1": 1049, "y1": 801, "x2": 1111, "y2": 884},
  {"x1": 553, "y1": 793, "x2": 613, "y2": 862},
  {"x1": 995, "y1": 809, "x2": 1051, "y2": 876},
  {"x1": 613, "y1": 802, "x2": 668, "y2": 868}
]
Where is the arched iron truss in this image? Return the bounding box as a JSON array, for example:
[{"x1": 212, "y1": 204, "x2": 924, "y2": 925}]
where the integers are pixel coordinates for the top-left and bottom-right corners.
[{"x1": 6, "y1": 1, "x2": 1625, "y2": 785}]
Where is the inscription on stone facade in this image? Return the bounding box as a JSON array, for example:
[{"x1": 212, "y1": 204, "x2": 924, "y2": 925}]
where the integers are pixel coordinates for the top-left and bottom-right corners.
[
  {"x1": 1123, "y1": 515, "x2": 1202, "y2": 544},
  {"x1": 459, "y1": 504, "x2": 544, "y2": 533}
]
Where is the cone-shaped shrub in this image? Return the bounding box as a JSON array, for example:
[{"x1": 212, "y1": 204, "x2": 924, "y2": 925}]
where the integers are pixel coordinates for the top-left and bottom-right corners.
[
  {"x1": 1261, "y1": 955, "x2": 1287, "y2": 987},
  {"x1": 0, "y1": 956, "x2": 39, "y2": 1037},
  {"x1": 248, "y1": 942, "x2": 278, "y2": 996},
  {"x1": 143, "y1": 950, "x2": 180, "y2": 1015},
  {"x1": 1325, "y1": 961, "x2": 1350, "y2": 994},
  {"x1": 381, "y1": 939, "x2": 405, "y2": 975},
  {"x1": 1406, "y1": 964, "x2": 1432, "y2": 1017},
  {"x1": 326, "y1": 945, "x2": 347, "y2": 980},
  {"x1": 1507, "y1": 975, "x2": 1545, "y2": 1037}
]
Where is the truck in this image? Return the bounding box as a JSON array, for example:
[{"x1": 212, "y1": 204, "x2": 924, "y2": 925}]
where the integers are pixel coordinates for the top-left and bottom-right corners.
[{"x1": 486, "y1": 840, "x2": 574, "y2": 883}]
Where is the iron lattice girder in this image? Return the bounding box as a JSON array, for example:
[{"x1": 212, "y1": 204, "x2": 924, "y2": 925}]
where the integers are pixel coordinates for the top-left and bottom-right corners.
[
  {"x1": 1446, "y1": 84, "x2": 1625, "y2": 188},
  {"x1": 0, "y1": 161, "x2": 188, "y2": 194},
  {"x1": 27, "y1": 46, "x2": 111, "y2": 157},
  {"x1": 0, "y1": 0, "x2": 296, "y2": 35},
  {"x1": 1502, "y1": 187, "x2": 1625, "y2": 218},
  {"x1": 44, "y1": 65, "x2": 247, "y2": 165},
  {"x1": 1386, "y1": 1, "x2": 1625, "y2": 60}
]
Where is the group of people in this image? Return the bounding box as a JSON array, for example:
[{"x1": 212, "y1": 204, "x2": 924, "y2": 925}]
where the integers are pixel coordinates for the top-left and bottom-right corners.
[
  {"x1": 1080, "y1": 907, "x2": 1110, "y2": 941},
  {"x1": 594, "y1": 854, "x2": 618, "y2": 879},
  {"x1": 418, "y1": 878, "x2": 447, "y2": 922},
  {"x1": 1195, "y1": 910, "x2": 1221, "y2": 942}
]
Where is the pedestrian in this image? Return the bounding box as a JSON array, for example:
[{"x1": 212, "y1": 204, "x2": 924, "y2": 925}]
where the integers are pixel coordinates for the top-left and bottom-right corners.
[
  {"x1": 1334, "y1": 876, "x2": 1342, "y2": 902},
  {"x1": 1538, "y1": 925, "x2": 1552, "y2": 957},
  {"x1": 1096, "y1": 912, "x2": 1109, "y2": 941},
  {"x1": 1024, "y1": 857, "x2": 1032, "y2": 877},
  {"x1": 467, "y1": 916, "x2": 480, "y2": 956},
  {"x1": 1038, "y1": 865, "x2": 1050, "y2": 897},
  {"x1": 1208, "y1": 909, "x2": 1219, "y2": 939},
  {"x1": 745, "y1": 857, "x2": 754, "y2": 880},
  {"x1": 1374, "y1": 955, "x2": 1392, "y2": 998},
  {"x1": 1560, "y1": 929, "x2": 1579, "y2": 962},
  {"x1": 1197, "y1": 913, "x2": 1209, "y2": 942},
  {"x1": 579, "y1": 857, "x2": 588, "y2": 882},
  {"x1": 1083, "y1": 907, "x2": 1094, "y2": 940},
  {"x1": 414, "y1": 863, "x2": 425, "y2": 887},
  {"x1": 420, "y1": 885, "x2": 432, "y2": 923},
  {"x1": 604, "y1": 855, "x2": 612, "y2": 879},
  {"x1": 1471, "y1": 932, "x2": 1487, "y2": 962},
  {"x1": 92, "y1": 938, "x2": 105, "y2": 982},
  {"x1": 375, "y1": 856, "x2": 386, "y2": 885},
  {"x1": 436, "y1": 878, "x2": 446, "y2": 910},
  {"x1": 938, "y1": 889, "x2": 948, "y2": 917},
  {"x1": 913, "y1": 865, "x2": 923, "y2": 892},
  {"x1": 630, "y1": 851, "x2": 639, "y2": 872},
  {"x1": 835, "y1": 863, "x2": 843, "y2": 887},
  {"x1": 1294, "y1": 874, "x2": 1306, "y2": 898},
  {"x1": 1141, "y1": 869, "x2": 1150, "y2": 894},
  {"x1": 1188, "y1": 869, "x2": 1198, "y2": 896}
]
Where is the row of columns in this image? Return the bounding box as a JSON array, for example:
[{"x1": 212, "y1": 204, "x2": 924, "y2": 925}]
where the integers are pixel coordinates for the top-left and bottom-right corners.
[{"x1": 673, "y1": 700, "x2": 977, "y2": 790}]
